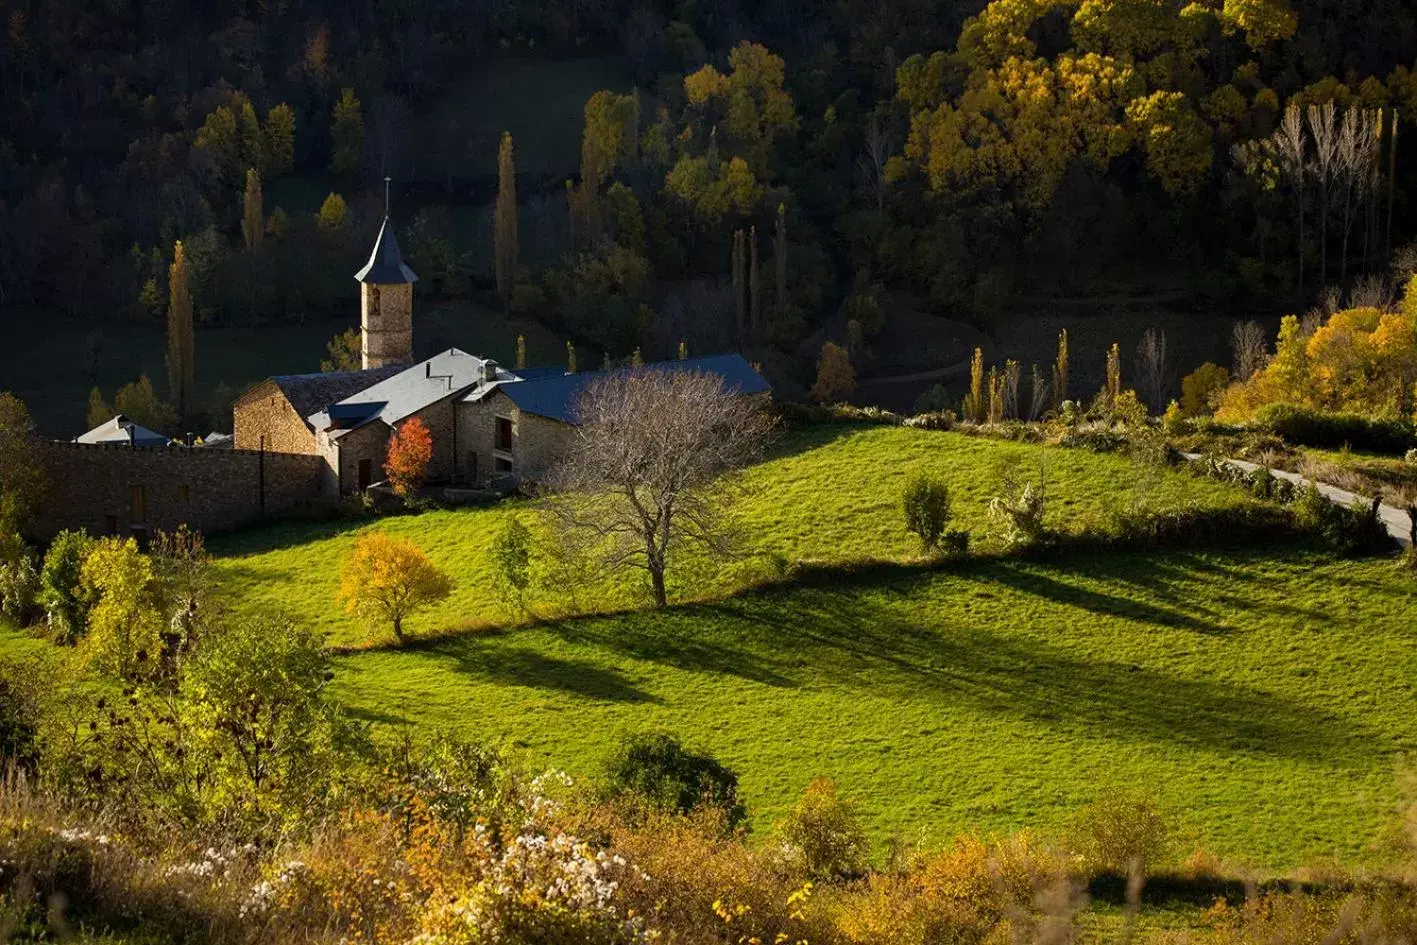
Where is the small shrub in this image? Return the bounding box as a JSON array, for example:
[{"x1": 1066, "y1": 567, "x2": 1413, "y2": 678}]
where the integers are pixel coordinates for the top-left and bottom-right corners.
[
  {"x1": 39, "y1": 529, "x2": 95, "y2": 643},
  {"x1": 1406, "y1": 448, "x2": 1417, "y2": 465},
  {"x1": 1161, "y1": 400, "x2": 1189, "y2": 435},
  {"x1": 1068, "y1": 789, "x2": 1172, "y2": 877},
  {"x1": 773, "y1": 778, "x2": 870, "y2": 880},
  {"x1": 1111, "y1": 389, "x2": 1150, "y2": 428},
  {"x1": 940, "y1": 529, "x2": 970, "y2": 556},
  {"x1": 490, "y1": 517, "x2": 534, "y2": 615},
  {"x1": 604, "y1": 732, "x2": 746, "y2": 828},
  {"x1": 905, "y1": 410, "x2": 957, "y2": 431},
  {"x1": 902, "y1": 476, "x2": 952, "y2": 553},
  {"x1": 1254, "y1": 404, "x2": 1415, "y2": 455},
  {"x1": 1180, "y1": 362, "x2": 1230, "y2": 416},
  {"x1": 1291, "y1": 484, "x2": 1392, "y2": 556},
  {"x1": 0, "y1": 552, "x2": 39, "y2": 627},
  {"x1": 0, "y1": 661, "x2": 40, "y2": 774},
  {"x1": 987, "y1": 464, "x2": 1049, "y2": 551}
]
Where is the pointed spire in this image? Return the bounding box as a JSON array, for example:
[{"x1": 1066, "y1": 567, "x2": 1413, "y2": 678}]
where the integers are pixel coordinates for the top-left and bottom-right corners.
[{"x1": 354, "y1": 178, "x2": 419, "y2": 284}]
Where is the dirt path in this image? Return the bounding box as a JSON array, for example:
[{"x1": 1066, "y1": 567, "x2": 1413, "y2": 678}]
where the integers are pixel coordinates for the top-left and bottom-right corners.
[{"x1": 1183, "y1": 454, "x2": 1413, "y2": 548}]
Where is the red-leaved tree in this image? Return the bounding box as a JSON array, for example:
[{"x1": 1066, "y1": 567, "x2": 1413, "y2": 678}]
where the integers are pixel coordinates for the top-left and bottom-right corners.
[{"x1": 384, "y1": 417, "x2": 433, "y2": 497}]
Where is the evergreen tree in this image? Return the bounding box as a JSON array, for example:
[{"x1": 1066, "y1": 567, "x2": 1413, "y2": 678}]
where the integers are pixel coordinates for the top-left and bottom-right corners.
[
  {"x1": 317, "y1": 193, "x2": 349, "y2": 233},
  {"x1": 774, "y1": 202, "x2": 788, "y2": 316},
  {"x1": 86, "y1": 387, "x2": 111, "y2": 428},
  {"x1": 241, "y1": 168, "x2": 263, "y2": 252},
  {"x1": 166, "y1": 241, "x2": 195, "y2": 424},
  {"x1": 262, "y1": 104, "x2": 296, "y2": 178},
  {"x1": 749, "y1": 225, "x2": 761, "y2": 340},
  {"x1": 731, "y1": 229, "x2": 746, "y2": 343},
  {"x1": 494, "y1": 132, "x2": 519, "y2": 303},
  {"x1": 330, "y1": 88, "x2": 364, "y2": 177}
]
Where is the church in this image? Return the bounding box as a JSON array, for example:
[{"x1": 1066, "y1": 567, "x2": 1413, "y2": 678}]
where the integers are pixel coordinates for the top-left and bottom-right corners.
[{"x1": 231, "y1": 206, "x2": 770, "y2": 497}]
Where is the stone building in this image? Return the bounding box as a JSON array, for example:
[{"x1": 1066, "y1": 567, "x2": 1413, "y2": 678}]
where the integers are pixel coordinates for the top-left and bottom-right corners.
[{"x1": 36, "y1": 202, "x2": 770, "y2": 539}]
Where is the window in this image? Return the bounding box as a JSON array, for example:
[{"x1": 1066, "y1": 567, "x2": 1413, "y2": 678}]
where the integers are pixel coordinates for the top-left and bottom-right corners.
[
  {"x1": 467, "y1": 451, "x2": 478, "y2": 484},
  {"x1": 104, "y1": 515, "x2": 118, "y2": 536},
  {"x1": 495, "y1": 417, "x2": 514, "y2": 451},
  {"x1": 130, "y1": 485, "x2": 147, "y2": 524},
  {"x1": 495, "y1": 457, "x2": 513, "y2": 473},
  {"x1": 178, "y1": 484, "x2": 190, "y2": 504}
]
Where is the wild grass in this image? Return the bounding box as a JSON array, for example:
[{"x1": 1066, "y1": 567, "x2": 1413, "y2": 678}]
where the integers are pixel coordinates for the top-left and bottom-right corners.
[
  {"x1": 321, "y1": 543, "x2": 1417, "y2": 871},
  {"x1": 209, "y1": 425, "x2": 1257, "y2": 647}
]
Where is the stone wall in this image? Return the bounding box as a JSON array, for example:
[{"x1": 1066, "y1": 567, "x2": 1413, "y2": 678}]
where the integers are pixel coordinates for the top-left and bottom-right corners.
[
  {"x1": 233, "y1": 380, "x2": 320, "y2": 454},
  {"x1": 456, "y1": 393, "x2": 573, "y2": 486},
  {"x1": 33, "y1": 442, "x2": 326, "y2": 541},
  {"x1": 361, "y1": 283, "x2": 413, "y2": 369}
]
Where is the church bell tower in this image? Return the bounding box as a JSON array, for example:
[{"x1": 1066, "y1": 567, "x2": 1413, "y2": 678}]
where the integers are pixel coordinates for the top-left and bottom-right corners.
[{"x1": 355, "y1": 178, "x2": 419, "y2": 369}]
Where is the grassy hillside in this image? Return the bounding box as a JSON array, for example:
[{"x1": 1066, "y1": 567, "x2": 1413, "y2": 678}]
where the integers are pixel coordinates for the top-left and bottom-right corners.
[
  {"x1": 211, "y1": 425, "x2": 1257, "y2": 647},
  {"x1": 330, "y1": 544, "x2": 1417, "y2": 870}
]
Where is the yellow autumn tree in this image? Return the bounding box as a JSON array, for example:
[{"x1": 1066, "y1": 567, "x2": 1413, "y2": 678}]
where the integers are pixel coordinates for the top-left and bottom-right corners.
[
  {"x1": 337, "y1": 533, "x2": 453, "y2": 641},
  {"x1": 811, "y1": 342, "x2": 856, "y2": 403}
]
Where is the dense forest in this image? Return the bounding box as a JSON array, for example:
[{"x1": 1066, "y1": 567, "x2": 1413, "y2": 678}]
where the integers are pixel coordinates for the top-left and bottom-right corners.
[{"x1": 2, "y1": 0, "x2": 1416, "y2": 410}]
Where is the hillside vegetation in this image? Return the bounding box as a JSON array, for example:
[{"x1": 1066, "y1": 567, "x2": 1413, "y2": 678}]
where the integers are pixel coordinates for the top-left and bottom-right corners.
[{"x1": 211, "y1": 425, "x2": 1258, "y2": 646}]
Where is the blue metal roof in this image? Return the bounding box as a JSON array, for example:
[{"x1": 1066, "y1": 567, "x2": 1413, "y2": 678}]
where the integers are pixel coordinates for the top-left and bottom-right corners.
[
  {"x1": 354, "y1": 216, "x2": 419, "y2": 284},
  {"x1": 497, "y1": 354, "x2": 770, "y2": 424}
]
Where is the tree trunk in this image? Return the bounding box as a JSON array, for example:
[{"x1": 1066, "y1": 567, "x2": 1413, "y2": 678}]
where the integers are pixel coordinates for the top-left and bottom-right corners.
[
  {"x1": 649, "y1": 563, "x2": 667, "y2": 609},
  {"x1": 393, "y1": 614, "x2": 404, "y2": 640}
]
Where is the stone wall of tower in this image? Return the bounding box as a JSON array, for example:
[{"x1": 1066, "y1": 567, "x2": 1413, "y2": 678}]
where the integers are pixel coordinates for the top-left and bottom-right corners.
[{"x1": 361, "y1": 282, "x2": 414, "y2": 368}]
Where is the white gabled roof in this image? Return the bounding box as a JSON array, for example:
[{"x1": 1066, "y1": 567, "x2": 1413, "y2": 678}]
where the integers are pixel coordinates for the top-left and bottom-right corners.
[
  {"x1": 75, "y1": 415, "x2": 172, "y2": 447},
  {"x1": 309, "y1": 348, "x2": 518, "y2": 438}
]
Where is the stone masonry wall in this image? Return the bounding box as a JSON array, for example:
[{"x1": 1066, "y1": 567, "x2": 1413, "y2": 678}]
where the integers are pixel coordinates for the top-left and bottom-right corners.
[
  {"x1": 233, "y1": 381, "x2": 319, "y2": 454},
  {"x1": 33, "y1": 442, "x2": 326, "y2": 541},
  {"x1": 456, "y1": 393, "x2": 573, "y2": 486}
]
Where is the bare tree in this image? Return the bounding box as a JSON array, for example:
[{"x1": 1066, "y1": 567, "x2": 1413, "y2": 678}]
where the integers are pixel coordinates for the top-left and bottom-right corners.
[
  {"x1": 1231, "y1": 320, "x2": 1269, "y2": 381},
  {"x1": 541, "y1": 369, "x2": 779, "y2": 608},
  {"x1": 1273, "y1": 104, "x2": 1307, "y2": 298},
  {"x1": 1307, "y1": 102, "x2": 1339, "y2": 288},
  {"x1": 1337, "y1": 108, "x2": 1382, "y2": 286},
  {"x1": 1027, "y1": 364, "x2": 1051, "y2": 421},
  {"x1": 1002, "y1": 360, "x2": 1021, "y2": 420},
  {"x1": 857, "y1": 114, "x2": 894, "y2": 216},
  {"x1": 1134, "y1": 328, "x2": 1168, "y2": 413},
  {"x1": 1349, "y1": 273, "x2": 1396, "y2": 311}
]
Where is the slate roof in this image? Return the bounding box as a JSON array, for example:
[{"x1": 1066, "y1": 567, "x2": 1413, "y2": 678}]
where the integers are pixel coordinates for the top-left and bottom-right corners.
[
  {"x1": 268, "y1": 366, "x2": 403, "y2": 429},
  {"x1": 75, "y1": 415, "x2": 172, "y2": 446},
  {"x1": 312, "y1": 348, "x2": 515, "y2": 437},
  {"x1": 355, "y1": 216, "x2": 419, "y2": 284},
  {"x1": 493, "y1": 354, "x2": 770, "y2": 425}
]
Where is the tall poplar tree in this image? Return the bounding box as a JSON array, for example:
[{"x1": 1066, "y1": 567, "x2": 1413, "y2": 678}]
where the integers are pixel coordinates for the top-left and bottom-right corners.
[
  {"x1": 774, "y1": 203, "x2": 788, "y2": 317},
  {"x1": 242, "y1": 168, "x2": 263, "y2": 252},
  {"x1": 166, "y1": 241, "x2": 195, "y2": 425},
  {"x1": 331, "y1": 88, "x2": 364, "y2": 177},
  {"x1": 494, "y1": 132, "x2": 519, "y2": 303}
]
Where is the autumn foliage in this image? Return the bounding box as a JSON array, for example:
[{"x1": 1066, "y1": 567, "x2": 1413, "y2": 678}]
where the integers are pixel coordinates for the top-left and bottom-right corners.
[
  {"x1": 337, "y1": 533, "x2": 452, "y2": 641},
  {"x1": 384, "y1": 417, "x2": 434, "y2": 497}
]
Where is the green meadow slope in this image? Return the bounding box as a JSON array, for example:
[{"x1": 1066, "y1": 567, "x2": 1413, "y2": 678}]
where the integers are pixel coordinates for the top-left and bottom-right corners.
[
  {"x1": 210, "y1": 426, "x2": 1258, "y2": 647},
  {"x1": 8, "y1": 425, "x2": 1414, "y2": 872}
]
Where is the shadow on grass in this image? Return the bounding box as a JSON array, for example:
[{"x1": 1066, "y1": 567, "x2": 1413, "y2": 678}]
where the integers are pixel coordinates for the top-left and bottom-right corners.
[
  {"x1": 415, "y1": 640, "x2": 661, "y2": 704},
  {"x1": 723, "y1": 581, "x2": 1380, "y2": 763}
]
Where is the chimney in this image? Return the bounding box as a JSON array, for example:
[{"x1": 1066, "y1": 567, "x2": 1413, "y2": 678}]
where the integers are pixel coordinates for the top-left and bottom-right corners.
[{"x1": 483, "y1": 359, "x2": 499, "y2": 383}]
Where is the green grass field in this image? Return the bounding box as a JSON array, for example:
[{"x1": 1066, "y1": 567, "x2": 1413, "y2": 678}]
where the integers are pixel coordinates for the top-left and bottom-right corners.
[
  {"x1": 329, "y1": 544, "x2": 1417, "y2": 870},
  {"x1": 210, "y1": 426, "x2": 1257, "y2": 647},
  {"x1": 9, "y1": 424, "x2": 1414, "y2": 874}
]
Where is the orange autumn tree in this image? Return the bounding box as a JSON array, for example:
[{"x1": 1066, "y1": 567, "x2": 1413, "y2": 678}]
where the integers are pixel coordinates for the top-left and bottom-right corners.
[
  {"x1": 384, "y1": 417, "x2": 433, "y2": 497},
  {"x1": 337, "y1": 533, "x2": 453, "y2": 641}
]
